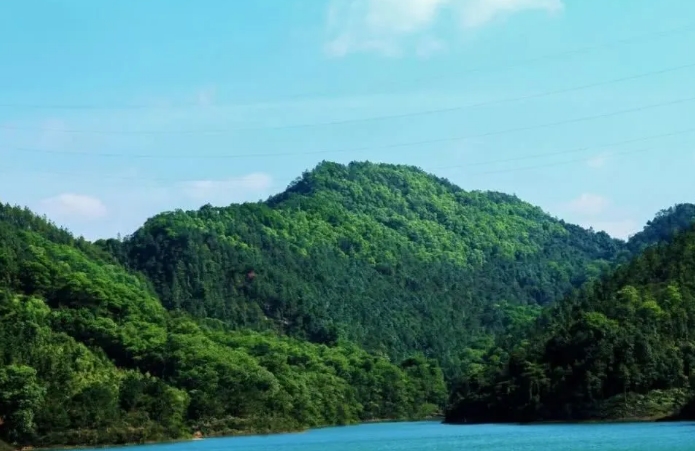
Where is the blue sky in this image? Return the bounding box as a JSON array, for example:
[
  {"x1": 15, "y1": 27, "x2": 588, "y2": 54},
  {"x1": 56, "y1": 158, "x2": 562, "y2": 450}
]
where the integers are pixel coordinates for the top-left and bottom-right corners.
[{"x1": 1, "y1": 0, "x2": 694, "y2": 240}]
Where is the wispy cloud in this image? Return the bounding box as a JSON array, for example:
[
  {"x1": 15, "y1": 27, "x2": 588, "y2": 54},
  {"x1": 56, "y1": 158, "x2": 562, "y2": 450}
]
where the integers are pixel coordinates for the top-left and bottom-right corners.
[
  {"x1": 415, "y1": 36, "x2": 446, "y2": 58},
  {"x1": 196, "y1": 85, "x2": 217, "y2": 107},
  {"x1": 585, "y1": 219, "x2": 639, "y2": 240},
  {"x1": 586, "y1": 154, "x2": 608, "y2": 169},
  {"x1": 325, "y1": 0, "x2": 564, "y2": 57},
  {"x1": 560, "y1": 193, "x2": 639, "y2": 239},
  {"x1": 179, "y1": 172, "x2": 274, "y2": 205},
  {"x1": 458, "y1": 0, "x2": 564, "y2": 29},
  {"x1": 325, "y1": 0, "x2": 446, "y2": 57},
  {"x1": 565, "y1": 193, "x2": 609, "y2": 216},
  {"x1": 25, "y1": 172, "x2": 276, "y2": 240},
  {"x1": 38, "y1": 193, "x2": 108, "y2": 221}
]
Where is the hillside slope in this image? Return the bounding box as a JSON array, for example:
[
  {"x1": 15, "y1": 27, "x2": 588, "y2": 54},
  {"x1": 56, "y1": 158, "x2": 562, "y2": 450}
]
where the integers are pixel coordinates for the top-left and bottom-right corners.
[
  {"x1": 627, "y1": 203, "x2": 695, "y2": 254},
  {"x1": 0, "y1": 204, "x2": 445, "y2": 448},
  {"x1": 445, "y1": 223, "x2": 695, "y2": 424},
  {"x1": 104, "y1": 161, "x2": 624, "y2": 379}
]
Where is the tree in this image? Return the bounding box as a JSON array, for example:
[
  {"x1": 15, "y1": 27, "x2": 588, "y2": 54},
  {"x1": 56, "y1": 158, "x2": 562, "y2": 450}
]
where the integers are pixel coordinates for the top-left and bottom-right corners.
[{"x1": 0, "y1": 365, "x2": 45, "y2": 443}]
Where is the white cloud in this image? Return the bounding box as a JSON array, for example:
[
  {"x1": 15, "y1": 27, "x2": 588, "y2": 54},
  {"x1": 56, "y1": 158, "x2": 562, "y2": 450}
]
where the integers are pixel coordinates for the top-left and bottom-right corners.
[
  {"x1": 416, "y1": 36, "x2": 446, "y2": 58},
  {"x1": 196, "y1": 86, "x2": 217, "y2": 107},
  {"x1": 581, "y1": 219, "x2": 639, "y2": 240},
  {"x1": 39, "y1": 193, "x2": 108, "y2": 221},
  {"x1": 179, "y1": 172, "x2": 273, "y2": 205},
  {"x1": 566, "y1": 193, "x2": 609, "y2": 216},
  {"x1": 586, "y1": 154, "x2": 608, "y2": 169},
  {"x1": 325, "y1": 0, "x2": 563, "y2": 57},
  {"x1": 458, "y1": 0, "x2": 563, "y2": 29},
  {"x1": 561, "y1": 193, "x2": 639, "y2": 239},
  {"x1": 325, "y1": 0, "x2": 448, "y2": 57}
]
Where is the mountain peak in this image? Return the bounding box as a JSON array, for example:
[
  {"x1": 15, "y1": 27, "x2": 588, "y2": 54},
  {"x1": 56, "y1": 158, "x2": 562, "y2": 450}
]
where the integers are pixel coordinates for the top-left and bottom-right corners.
[
  {"x1": 116, "y1": 162, "x2": 626, "y2": 383},
  {"x1": 271, "y1": 160, "x2": 528, "y2": 211}
]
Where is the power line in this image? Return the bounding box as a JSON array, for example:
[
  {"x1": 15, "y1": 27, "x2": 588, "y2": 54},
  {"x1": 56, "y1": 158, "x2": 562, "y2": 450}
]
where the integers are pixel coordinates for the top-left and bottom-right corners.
[
  {"x1": 3, "y1": 61, "x2": 695, "y2": 136},
  {"x1": 470, "y1": 146, "x2": 654, "y2": 175},
  {"x1": 4, "y1": 128, "x2": 691, "y2": 184},
  {"x1": 0, "y1": 145, "x2": 661, "y2": 184},
  {"x1": 8, "y1": 123, "x2": 695, "y2": 170},
  {"x1": 433, "y1": 126, "x2": 695, "y2": 169},
  {"x1": 7, "y1": 93, "x2": 695, "y2": 161},
  {"x1": 1, "y1": 22, "x2": 694, "y2": 111},
  {"x1": 0, "y1": 168, "x2": 285, "y2": 187}
]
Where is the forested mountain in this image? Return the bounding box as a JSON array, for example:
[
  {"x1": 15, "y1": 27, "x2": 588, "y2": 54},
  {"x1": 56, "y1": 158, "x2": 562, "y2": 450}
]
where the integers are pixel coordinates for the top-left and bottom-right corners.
[
  {"x1": 102, "y1": 161, "x2": 624, "y2": 380},
  {"x1": 0, "y1": 204, "x2": 445, "y2": 448},
  {"x1": 445, "y1": 222, "x2": 695, "y2": 424},
  {"x1": 3, "y1": 161, "x2": 694, "y2": 448}
]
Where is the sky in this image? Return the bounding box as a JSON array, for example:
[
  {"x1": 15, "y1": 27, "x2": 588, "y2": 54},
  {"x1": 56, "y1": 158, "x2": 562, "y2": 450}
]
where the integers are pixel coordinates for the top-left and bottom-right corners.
[{"x1": 1, "y1": 0, "x2": 695, "y2": 241}]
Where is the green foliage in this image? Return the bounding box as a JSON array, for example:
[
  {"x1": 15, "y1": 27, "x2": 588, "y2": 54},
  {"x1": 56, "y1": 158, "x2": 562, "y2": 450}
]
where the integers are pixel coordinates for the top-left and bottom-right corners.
[
  {"x1": 4, "y1": 162, "x2": 695, "y2": 447},
  {"x1": 0, "y1": 365, "x2": 45, "y2": 443},
  {"x1": 446, "y1": 223, "x2": 695, "y2": 423},
  {"x1": 0, "y1": 203, "x2": 445, "y2": 447},
  {"x1": 627, "y1": 203, "x2": 695, "y2": 255},
  {"x1": 106, "y1": 161, "x2": 623, "y2": 380}
]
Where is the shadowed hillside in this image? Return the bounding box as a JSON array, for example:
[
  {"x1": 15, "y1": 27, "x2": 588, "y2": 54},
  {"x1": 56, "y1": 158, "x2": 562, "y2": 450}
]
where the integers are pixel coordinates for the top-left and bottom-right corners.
[{"x1": 446, "y1": 222, "x2": 695, "y2": 423}]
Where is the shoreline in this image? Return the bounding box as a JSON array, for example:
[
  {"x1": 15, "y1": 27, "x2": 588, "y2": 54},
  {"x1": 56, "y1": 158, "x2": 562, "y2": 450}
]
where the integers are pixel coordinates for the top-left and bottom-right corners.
[
  {"x1": 29, "y1": 417, "x2": 444, "y2": 451},
  {"x1": 27, "y1": 414, "x2": 694, "y2": 451},
  {"x1": 444, "y1": 414, "x2": 694, "y2": 427}
]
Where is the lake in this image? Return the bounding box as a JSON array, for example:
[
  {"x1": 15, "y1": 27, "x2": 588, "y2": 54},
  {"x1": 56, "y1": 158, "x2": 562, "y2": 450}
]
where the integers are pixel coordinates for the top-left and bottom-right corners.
[{"x1": 88, "y1": 421, "x2": 694, "y2": 451}]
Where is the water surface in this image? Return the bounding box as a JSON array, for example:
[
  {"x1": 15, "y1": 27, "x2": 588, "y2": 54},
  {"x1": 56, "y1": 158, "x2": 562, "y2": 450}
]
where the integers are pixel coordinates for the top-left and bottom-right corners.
[{"x1": 91, "y1": 421, "x2": 694, "y2": 451}]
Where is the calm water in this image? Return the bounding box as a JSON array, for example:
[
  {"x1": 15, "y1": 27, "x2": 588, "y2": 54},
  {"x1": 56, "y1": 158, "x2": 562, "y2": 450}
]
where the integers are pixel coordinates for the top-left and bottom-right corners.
[{"x1": 92, "y1": 421, "x2": 694, "y2": 451}]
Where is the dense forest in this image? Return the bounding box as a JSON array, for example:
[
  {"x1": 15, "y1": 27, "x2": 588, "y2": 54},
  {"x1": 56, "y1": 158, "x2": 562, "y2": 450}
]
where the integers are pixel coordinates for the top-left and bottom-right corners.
[
  {"x1": 445, "y1": 221, "x2": 695, "y2": 423},
  {"x1": 2, "y1": 161, "x2": 695, "y2": 448},
  {"x1": 100, "y1": 161, "x2": 625, "y2": 381},
  {"x1": 0, "y1": 203, "x2": 445, "y2": 448}
]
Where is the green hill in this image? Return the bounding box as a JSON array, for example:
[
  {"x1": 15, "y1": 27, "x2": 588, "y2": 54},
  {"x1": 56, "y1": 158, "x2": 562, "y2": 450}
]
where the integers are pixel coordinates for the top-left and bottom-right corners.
[
  {"x1": 4, "y1": 161, "x2": 693, "y2": 446},
  {"x1": 103, "y1": 161, "x2": 624, "y2": 380},
  {"x1": 445, "y1": 222, "x2": 695, "y2": 424},
  {"x1": 0, "y1": 204, "x2": 445, "y2": 448}
]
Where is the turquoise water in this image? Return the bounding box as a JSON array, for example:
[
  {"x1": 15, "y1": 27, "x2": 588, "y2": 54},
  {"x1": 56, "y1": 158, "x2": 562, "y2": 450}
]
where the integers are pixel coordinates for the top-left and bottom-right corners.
[{"x1": 96, "y1": 421, "x2": 694, "y2": 450}]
